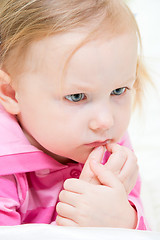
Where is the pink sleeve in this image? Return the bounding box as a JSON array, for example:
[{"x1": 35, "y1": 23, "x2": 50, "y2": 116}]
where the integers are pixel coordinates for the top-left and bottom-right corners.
[
  {"x1": 128, "y1": 176, "x2": 150, "y2": 230},
  {"x1": 119, "y1": 132, "x2": 150, "y2": 230},
  {"x1": 0, "y1": 175, "x2": 21, "y2": 225}
]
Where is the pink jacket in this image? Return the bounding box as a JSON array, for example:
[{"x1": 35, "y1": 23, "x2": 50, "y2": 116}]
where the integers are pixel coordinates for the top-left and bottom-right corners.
[{"x1": 0, "y1": 104, "x2": 149, "y2": 229}]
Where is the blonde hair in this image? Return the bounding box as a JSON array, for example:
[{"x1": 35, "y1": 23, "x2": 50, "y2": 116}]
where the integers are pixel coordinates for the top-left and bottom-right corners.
[{"x1": 0, "y1": 0, "x2": 150, "y2": 108}]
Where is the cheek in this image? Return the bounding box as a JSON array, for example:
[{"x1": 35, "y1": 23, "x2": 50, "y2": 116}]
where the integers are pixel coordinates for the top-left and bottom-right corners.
[
  {"x1": 115, "y1": 100, "x2": 132, "y2": 131},
  {"x1": 122, "y1": 103, "x2": 132, "y2": 123},
  {"x1": 35, "y1": 110, "x2": 81, "y2": 143}
]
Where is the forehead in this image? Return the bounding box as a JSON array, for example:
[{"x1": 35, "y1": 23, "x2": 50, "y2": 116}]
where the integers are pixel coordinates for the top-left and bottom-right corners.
[
  {"x1": 20, "y1": 31, "x2": 86, "y2": 76},
  {"x1": 64, "y1": 32, "x2": 137, "y2": 89},
  {"x1": 22, "y1": 29, "x2": 137, "y2": 75}
]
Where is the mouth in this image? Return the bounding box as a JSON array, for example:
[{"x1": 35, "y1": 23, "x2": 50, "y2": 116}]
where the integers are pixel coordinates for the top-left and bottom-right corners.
[{"x1": 85, "y1": 139, "x2": 111, "y2": 148}]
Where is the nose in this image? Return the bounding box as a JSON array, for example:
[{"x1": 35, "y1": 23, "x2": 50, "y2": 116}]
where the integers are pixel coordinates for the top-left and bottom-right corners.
[{"x1": 88, "y1": 104, "x2": 114, "y2": 132}]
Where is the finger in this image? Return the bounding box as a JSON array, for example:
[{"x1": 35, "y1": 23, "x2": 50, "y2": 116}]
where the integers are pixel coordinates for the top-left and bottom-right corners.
[
  {"x1": 106, "y1": 143, "x2": 135, "y2": 157},
  {"x1": 118, "y1": 154, "x2": 138, "y2": 194},
  {"x1": 56, "y1": 202, "x2": 76, "y2": 220},
  {"x1": 105, "y1": 152, "x2": 127, "y2": 175},
  {"x1": 119, "y1": 151, "x2": 138, "y2": 181},
  {"x1": 106, "y1": 143, "x2": 138, "y2": 193},
  {"x1": 106, "y1": 142, "x2": 122, "y2": 153},
  {"x1": 90, "y1": 160, "x2": 123, "y2": 189},
  {"x1": 56, "y1": 215, "x2": 78, "y2": 227},
  {"x1": 59, "y1": 190, "x2": 79, "y2": 207},
  {"x1": 122, "y1": 172, "x2": 138, "y2": 194},
  {"x1": 105, "y1": 143, "x2": 127, "y2": 174},
  {"x1": 64, "y1": 178, "x2": 91, "y2": 194},
  {"x1": 80, "y1": 146, "x2": 105, "y2": 184}
]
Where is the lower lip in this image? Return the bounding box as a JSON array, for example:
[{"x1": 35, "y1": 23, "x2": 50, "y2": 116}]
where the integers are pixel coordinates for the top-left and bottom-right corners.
[{"x1": 85, "y1": 141, "x2": 110, "y2": 148}]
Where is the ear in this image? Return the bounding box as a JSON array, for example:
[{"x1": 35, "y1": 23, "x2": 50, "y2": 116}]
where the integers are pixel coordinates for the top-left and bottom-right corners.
[{"x1": 0, "y1": 69, "x2": 20, "y2": 114}]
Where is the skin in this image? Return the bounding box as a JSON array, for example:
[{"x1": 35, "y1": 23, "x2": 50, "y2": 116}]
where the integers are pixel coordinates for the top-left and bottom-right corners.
[
  {"x1": 0, "y1": 29, "x2": 138, "y2": 227},
  {"x1": 56, "y1": 146, "x2": 138, "y2": 228},
  {"x1": 12, "y1": 31, "x2": 137, "y2": 164}
]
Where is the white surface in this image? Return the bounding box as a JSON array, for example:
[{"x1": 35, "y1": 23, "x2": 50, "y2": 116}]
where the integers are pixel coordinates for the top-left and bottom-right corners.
[
  {"x1": 0, "y1": 225, "x2": 159, "y2": 240},
  {"x1": 128, "y1": 0, "x2": 160, "y2": 232}
]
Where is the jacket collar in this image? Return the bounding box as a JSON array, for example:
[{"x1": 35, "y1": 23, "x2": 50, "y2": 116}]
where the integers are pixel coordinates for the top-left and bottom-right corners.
[{"x1": 0, "y1": 104, "x2": 39, "y2": 156}]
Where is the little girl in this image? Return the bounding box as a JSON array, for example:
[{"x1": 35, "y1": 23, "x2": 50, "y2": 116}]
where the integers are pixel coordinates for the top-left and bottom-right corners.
[{"x1": 0, "y1": 0, "x2": 150, "y2": 229}]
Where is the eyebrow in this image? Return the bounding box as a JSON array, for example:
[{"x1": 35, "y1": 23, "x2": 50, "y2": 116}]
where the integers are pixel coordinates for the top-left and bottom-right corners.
[
  {"x1": 119, "y1": 76, "x2": 136, "y2": 85},
  {"x1": 64, "y1": 83, "x2": 95, "y2": 93},
  {"x1": 64, "y1": 76, "x2": 136, "y2": 93}
]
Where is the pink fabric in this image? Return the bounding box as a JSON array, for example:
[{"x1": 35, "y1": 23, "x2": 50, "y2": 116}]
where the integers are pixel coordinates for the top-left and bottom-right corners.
[{"x1": 0, "y1": 104, "x2": 149, "y2": 229}]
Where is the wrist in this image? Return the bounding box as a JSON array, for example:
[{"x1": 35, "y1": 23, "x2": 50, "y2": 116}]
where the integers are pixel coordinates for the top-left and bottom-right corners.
[{"x1": 123, "y1": 203, "x2": 137, "y2": 229}]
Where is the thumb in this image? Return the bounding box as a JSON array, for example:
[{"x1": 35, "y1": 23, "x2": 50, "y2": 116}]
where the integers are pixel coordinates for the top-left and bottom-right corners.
[{"x1": 79, "y1": 146, "x2": 105, "y2": 184}]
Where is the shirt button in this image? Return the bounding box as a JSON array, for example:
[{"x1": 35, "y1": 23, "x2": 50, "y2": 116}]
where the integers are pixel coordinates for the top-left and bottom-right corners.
[{"x1": 70, "y1": 169, "x2": 81, "y2": 178}]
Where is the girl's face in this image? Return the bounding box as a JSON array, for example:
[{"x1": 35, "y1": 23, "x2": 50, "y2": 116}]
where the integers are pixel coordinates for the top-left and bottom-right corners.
[{"x1": 15, "y1": 31, "x2": 137, "y2": 164}]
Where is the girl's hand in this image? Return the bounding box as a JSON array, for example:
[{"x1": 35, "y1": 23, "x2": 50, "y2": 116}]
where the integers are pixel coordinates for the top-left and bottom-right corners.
[
  {"x1": 105, "y1": 143, "x2": 138, "y2": 194},
  {"x1": 79, "y1": 143, "x2": 139, "y2": 194},
  {"x1": 56, "y1": 161, "x2": 137, "y2": 228}
]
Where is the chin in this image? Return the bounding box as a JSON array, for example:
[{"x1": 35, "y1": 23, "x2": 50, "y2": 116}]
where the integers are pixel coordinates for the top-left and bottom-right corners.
[
  {"x1": 49, "y1": 147, "x2": 91, "y2": 164},
  {"x1": 71, "y1": 152, "x2": 89, "y2": 164}
]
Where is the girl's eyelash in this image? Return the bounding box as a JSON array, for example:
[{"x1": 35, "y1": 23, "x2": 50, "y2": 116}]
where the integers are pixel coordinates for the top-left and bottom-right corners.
[
  {"x1": 111, "y1": 87, "x2": 129, "y2": 96},
  {"x1": 64, "y1": 87, "x2": 130, "y2": 103},
  {"x1": 64, "y1": 93, "x2": 86, "y2": 102}
]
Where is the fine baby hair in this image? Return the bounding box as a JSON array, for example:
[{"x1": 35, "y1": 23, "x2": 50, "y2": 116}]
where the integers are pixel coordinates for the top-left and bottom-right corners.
[
  {"x1": 0, "y1": 0, "x2": 149, "y2": 108},
  {"x1": 0, "y1": 0, "x2": 150, "y2": 228}
]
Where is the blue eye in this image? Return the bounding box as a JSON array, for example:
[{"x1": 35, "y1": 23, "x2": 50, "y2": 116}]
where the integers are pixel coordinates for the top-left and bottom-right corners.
[
  {"x1": 65, "y1": 93, "x2": 86, "y2": 102},
  {"x1": 111, "y1": 87, "x2": 126, "y2": 96}
]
